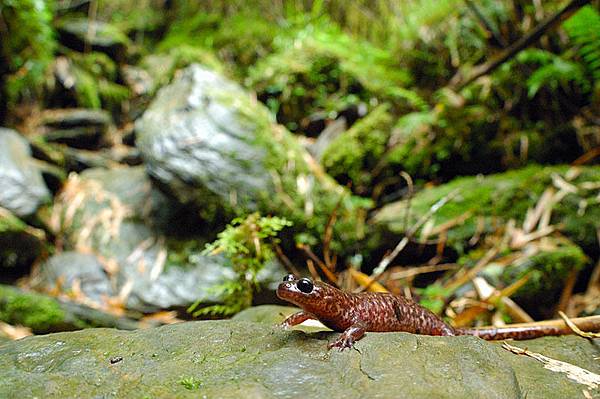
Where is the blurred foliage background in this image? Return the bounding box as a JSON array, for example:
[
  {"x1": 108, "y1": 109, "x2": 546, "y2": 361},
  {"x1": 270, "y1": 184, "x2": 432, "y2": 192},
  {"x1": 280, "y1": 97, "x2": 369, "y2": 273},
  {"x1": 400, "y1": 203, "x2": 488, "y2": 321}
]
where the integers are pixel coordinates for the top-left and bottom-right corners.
[{"x1": 0, "y1": 0, "x2": 599, "y2": 337}]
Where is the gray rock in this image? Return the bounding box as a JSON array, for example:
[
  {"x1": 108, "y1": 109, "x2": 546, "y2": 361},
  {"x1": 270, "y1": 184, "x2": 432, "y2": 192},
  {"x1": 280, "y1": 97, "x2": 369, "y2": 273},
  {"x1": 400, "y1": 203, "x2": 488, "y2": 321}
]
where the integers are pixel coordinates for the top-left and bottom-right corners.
[
  {"x1": 0, "y1": 128, "x2": 50, "y2": 216},
  {"x1": 41, "y1": 108, "x2": 111, "y2": 129},
  {"x1": 38, "y1": 252, "x2": 115, "y2": 303},
  {"x1": 47, "y1": 166, "x2": 282, "y2": 312},
  {"x1": 0, "y1": 319, "x2": 598, "y2": 398},
  {"x1": 136, "y1": 64, "x2": 371, "y2": 254},
  {"x1": 136, "y1": 64, "x2": 271, "y2": 209}
]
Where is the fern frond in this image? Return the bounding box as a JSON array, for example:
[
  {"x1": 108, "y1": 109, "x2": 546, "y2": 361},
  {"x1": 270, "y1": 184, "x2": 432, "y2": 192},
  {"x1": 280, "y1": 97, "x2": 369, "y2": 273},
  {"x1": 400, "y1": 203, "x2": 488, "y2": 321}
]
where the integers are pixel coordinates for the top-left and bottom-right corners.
[
  {"x1": 563, "y1": 6, "x2": 600, "y2": 80},
  {"x1": 527, "y1": 56, "x2": 589, "y2": 97}
]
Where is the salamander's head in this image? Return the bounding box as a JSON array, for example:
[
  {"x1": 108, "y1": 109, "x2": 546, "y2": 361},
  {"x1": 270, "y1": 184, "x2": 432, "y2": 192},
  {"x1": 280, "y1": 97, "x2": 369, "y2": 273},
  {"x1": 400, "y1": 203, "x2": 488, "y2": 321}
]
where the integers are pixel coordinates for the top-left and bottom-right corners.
[{"x1": 277, "y1": 274, "x2": 339, "y2": 315}]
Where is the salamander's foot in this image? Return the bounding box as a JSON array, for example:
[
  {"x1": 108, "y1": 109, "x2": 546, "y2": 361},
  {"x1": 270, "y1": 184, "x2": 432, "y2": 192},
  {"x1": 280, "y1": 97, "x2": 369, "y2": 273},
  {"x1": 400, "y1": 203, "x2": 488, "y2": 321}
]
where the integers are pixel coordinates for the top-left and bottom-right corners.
[
  {"x1": 328, "y1": 325, "x2": 366, "y2": 351},
  {"x1": 328, "y1": 336, "x2": 355, "y2": 351},
  {"x1": 280, "y1": 311, "x2": 312, "y2": 329}
]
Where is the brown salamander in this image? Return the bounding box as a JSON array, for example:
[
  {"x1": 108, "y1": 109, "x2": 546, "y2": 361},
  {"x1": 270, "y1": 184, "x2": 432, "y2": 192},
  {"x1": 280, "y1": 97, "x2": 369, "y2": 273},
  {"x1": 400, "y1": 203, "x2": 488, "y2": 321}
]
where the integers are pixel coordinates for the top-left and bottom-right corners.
[{"x1": 277, "y1": 274, "x2": 600, "y2": 350}]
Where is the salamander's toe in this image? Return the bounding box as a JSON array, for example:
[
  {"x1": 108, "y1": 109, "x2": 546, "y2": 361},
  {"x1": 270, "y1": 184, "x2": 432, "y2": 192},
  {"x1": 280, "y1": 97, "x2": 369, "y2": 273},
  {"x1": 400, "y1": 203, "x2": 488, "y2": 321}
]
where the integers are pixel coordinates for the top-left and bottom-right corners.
[{"x1": 328, "y1": 336, "x2": 354, "y2": 351}]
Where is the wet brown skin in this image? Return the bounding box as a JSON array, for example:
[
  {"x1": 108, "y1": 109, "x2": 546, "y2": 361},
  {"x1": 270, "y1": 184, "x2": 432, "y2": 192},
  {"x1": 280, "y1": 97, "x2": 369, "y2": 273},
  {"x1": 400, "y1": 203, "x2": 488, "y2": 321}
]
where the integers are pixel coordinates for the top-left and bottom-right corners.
[{"x1": 277, "y1": 275, "x2": 599, "y2": 350}]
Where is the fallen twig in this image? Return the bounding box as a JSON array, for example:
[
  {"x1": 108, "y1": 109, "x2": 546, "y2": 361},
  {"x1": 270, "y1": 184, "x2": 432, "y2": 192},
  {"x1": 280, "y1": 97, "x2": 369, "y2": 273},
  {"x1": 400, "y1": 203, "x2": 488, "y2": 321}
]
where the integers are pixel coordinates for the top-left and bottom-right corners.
[
  {"x1": 373, "y1": 188, "x2": 462, "y2": 276},
  {"x1": 559, "y1": 311, "x2": 600, "y2": 339},
  {"x1": 502, "y1": 342, "x2": 600, "y2": 389},
  {"x1": 389, "y1": 263, "x2": 458, "y2": 280}
]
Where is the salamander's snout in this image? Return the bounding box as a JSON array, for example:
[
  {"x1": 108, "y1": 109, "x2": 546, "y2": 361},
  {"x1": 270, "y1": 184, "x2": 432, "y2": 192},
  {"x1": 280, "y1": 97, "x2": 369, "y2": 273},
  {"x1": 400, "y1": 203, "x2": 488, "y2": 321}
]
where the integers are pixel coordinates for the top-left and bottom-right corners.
[
  {"x1": 277, "y1": 275, "x2": 315, "y2": 302},
  {"x1": 277, "y1": 280, "x2": 294, "y2": 300}
]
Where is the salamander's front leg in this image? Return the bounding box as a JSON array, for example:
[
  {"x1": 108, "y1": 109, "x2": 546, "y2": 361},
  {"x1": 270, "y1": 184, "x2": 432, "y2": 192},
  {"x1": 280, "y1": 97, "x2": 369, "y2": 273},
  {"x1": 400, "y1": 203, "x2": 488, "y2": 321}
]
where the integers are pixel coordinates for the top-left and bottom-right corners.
[
  {"x1": 328, "y1": 325, "x2": 366, "y2": 351},
  {"x1": 280, "y1": 311, "x2": 314, "y2": 328}
]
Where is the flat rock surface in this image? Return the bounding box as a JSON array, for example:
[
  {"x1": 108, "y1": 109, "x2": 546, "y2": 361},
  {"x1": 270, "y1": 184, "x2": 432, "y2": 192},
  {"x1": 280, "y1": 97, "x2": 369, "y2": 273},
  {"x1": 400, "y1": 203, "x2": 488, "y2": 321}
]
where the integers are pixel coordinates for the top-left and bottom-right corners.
[{"x1": 1, "y1": 308, "x2": 599, "y2": 398}]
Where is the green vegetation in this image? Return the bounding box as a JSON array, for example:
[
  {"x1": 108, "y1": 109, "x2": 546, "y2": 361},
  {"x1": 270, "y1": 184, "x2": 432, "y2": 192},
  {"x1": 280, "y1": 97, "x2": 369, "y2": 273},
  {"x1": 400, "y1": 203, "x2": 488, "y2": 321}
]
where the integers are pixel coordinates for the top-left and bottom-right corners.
[
  {"x1": 0, "y1": 285, "x2": 64, "y2": 333},
  {"x1": 502, "y1": 244, "x2": 588, "y2": 305},
  {"x1": 375, "y1": 165, "x2": 600, "y2": 253},
  {"x1": 0, "y1": 0, "x2": 56, "y2": 107},
  {"x1": 322, "y1": 104, "x2": 394, "y2": 194},
  {"x1": 188, "y1": 214, "x2": 291, "y2": 316},
  {"x1": 563, "y1": 6, "x2": 600, "y2": 81},
  {"x1": 178, "y1": 376, "x2": 203, "y2": 390},
  {"x1": 1, "y1": 0, "x2": 598, "y2": 331}
]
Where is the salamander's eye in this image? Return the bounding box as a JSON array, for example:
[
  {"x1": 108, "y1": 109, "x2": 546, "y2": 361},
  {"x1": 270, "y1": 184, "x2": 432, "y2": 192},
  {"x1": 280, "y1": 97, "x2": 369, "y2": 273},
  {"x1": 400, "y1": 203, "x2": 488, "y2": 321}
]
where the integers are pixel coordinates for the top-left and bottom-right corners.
[
  {"x1": 283, "y1": 274, "x2": 295, "y2": 282},
  {"x1": 297, "y1": 278, "x2": 313, "y2": 293}
]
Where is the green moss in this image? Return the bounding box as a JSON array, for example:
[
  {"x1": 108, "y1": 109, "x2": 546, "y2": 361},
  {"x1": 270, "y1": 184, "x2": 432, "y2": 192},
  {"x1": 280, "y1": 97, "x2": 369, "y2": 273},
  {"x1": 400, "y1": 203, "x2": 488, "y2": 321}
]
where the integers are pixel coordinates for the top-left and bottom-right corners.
[
  {"x1": 375, "y1": 165, "x2": 600, "y2": 252},
  {"x1": 322, "y1": 104, "x2": 393, "y2": 194},
  {"x1": 157, "y1": 10, "x2": 275, "y2": 76},
  {"x1": 0, "y1": 285, "x2": 65, "y2": 333},
  {"x1": 189, "y1": 214, "x2": 292, "y2": 317},
  {"x1": 67, "y1": 51, "x2": 130, "y2": 109},
  {"x1": 247, "y1": 19, "x2": 413, "y2": 132},
  {"x1": 1, "y1": 0, "x2": 56, "y2": 106},
  {"x1": 209, "y1": 82, "x2": 373, "y2": 255},
  {"x1": 501, "y1": 244, "x2": 588, "y2": 305},
  {"x1": 178, "y1": 376, "x2": 202, "y2": 390},
  {"x1": 139, "y1": 46, "x2": 224, "y2": 97},
  {"x1": 0, "y1": 209, "x2": 29, "y2": 234}
]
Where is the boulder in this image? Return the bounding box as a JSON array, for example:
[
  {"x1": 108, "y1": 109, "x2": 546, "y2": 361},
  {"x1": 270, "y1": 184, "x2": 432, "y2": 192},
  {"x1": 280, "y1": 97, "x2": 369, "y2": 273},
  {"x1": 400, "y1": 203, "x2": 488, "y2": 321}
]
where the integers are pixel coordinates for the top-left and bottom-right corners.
[
  {"x1": 46, "y1": 166, "x2": 282, "y2": 312},
  {"x1": 0, "y1": 315, "x2": 598, "y2": 398},
  {"x1": 136, "y1": 65, "x2": 371, "y2": 254}
]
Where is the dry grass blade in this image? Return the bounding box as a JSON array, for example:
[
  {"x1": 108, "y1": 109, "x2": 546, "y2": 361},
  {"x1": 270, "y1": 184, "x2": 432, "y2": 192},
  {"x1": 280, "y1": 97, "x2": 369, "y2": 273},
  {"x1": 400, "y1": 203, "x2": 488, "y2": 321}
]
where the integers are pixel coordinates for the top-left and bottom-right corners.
[
  {"x1": 399, "y1": 171, "x2": 414, "y2": 233},
  {"x1": 558, "y1": 311, "x2": 600, "y2": 339},
  {"x1": 445, "y1": 245, "x2": 499, "y2": 291},
  {"x1": 523, "y1": 188, "x2": 554, "y2": 233},
  {"x1": 556, "y1": 268, "x2": 579, "y2": 314},
  {"x1": 428, "y1": 211, "x2": 473, "y2": 236},
  {"x1": 348, "y1": 269, "x2": 388, "y2": 293},
  {"x1": 298, "y1": 244, "x2": 338, "y2": 284},
  {"x1": 502, "y1": 342, "x2": 600, "y2": 389},
  {"x1": 306, "y1": 259, "x2": 319, "y2": 281}
]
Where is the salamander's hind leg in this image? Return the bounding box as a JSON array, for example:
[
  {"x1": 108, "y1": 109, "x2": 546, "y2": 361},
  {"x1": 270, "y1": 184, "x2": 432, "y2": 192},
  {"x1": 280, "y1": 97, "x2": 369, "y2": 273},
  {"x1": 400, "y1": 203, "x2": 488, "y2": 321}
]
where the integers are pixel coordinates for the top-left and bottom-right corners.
[
  {"x1": 280, "y1": 311, "x2": 314, "y2": 328},
  {"x1": 328, "y1": 325, "x2": 366, "y2": 351}
]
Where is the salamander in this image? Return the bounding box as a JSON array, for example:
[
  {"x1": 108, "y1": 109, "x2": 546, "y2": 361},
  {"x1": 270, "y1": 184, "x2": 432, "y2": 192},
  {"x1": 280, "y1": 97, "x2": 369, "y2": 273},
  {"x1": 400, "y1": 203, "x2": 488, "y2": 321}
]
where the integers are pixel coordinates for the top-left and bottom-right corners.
[{"x1": 277, "y1": 274, "x2": 600, "y2": 350}]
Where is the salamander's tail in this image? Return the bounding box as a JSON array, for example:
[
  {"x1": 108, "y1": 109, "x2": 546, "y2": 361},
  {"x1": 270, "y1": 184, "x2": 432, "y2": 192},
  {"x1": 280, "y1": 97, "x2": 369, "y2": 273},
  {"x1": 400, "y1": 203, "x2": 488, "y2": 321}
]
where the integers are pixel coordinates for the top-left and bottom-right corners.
[{"x1": 455, "y1": 315, "x2": 600, "y2": 340}]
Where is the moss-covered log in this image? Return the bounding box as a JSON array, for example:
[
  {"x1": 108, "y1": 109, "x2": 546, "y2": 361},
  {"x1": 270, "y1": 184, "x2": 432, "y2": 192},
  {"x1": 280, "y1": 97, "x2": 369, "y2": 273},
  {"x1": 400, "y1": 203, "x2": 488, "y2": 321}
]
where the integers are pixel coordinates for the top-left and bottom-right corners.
[{"x1": 374, "y1": 165, "x2": 600, "y2": 253}]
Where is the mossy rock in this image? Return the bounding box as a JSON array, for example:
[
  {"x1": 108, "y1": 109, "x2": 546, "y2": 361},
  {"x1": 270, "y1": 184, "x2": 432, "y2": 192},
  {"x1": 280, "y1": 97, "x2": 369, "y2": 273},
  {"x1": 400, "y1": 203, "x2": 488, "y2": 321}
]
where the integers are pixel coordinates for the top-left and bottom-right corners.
[
  {"x1": 374, "y1": 165, "x2": 600, "y2": 253},
  {"x1": 504, "y1": 244, "x2": 588, "y2": 312},
  {"x1": 136, "y1": 65, "x2": 372, "y2": 255},
  {"x1": 0, "y1": 285, "x2": 65, "y2": 333},
  {"x1": 1, "y1": 318, "x2": 599, "y2": 398},
  {"x1": 0, "y1": 284, "x2": 142, "y2": 333},
  {"x1": 56, "y1": 18, "x2": 130, "y2": 60},
  {"x1": 321, "y1": 103, "x2": 394, "y2": 195}
]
